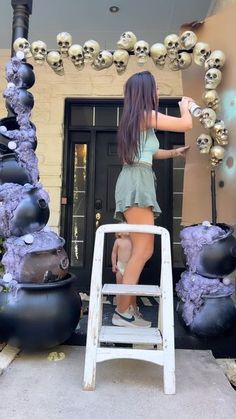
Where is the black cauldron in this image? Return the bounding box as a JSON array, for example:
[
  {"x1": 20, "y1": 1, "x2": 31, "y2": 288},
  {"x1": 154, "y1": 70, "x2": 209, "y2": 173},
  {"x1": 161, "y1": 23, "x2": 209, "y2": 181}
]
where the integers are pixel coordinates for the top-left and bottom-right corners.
[
  {"x1": 0, "y1": 153, "x2": 30, "y2": 185},
  {"x1": 16, "y1": 62, "x2": 35, "y2": 89},
  {"x1": 0, "y1": 274, "x2": 82, "y2": 350},
  {"x1": 6, "y1": 88, "x2": 34, "y2": 114},
  {"x1": 0, "y1": 116, "x2": 37, "y2": 152}
]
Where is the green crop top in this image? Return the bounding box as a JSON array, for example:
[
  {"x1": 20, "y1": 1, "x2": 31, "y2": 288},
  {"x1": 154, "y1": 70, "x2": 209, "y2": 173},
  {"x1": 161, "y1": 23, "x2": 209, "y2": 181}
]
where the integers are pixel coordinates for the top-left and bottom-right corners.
[{"x1": 136, "y1": 128, "x2": 160, "y2": 164}]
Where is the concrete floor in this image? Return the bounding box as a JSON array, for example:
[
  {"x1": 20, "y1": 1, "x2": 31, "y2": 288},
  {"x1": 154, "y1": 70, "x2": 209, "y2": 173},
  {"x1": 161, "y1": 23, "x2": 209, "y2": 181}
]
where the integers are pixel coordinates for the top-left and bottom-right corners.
[{"x1": 0, "y1": 346, "x2": 235, "y2": 419}]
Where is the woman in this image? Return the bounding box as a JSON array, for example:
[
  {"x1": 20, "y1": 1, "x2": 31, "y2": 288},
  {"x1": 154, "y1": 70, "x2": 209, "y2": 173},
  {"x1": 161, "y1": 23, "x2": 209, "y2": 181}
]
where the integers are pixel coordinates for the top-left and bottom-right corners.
[{"x1": 112, "y1": 70, "x2": 193, "y2": 328}]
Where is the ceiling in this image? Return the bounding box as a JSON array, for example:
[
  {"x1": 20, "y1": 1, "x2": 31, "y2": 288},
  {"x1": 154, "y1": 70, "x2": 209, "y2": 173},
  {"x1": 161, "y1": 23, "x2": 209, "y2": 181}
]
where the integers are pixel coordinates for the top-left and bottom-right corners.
[{"x1": 0, "y1": 0, "x2": 216, "y2": 51}]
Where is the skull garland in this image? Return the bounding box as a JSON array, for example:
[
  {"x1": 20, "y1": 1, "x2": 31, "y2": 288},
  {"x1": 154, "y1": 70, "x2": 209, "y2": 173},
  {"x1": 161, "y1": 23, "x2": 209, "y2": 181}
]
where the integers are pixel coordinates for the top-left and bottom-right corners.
[
  {"x1": 134, "y1": 40, "x2": 150, "y2": 65},
  {"x1": 210, "y1": 120, "x2": 229, "y2": 146},
  {"x1": 196, "y1": 134, "x2": 213, "y2": 154},
  {"x1": 210, "y1": 145, "x2": 225, "y2": 167},
  {"x1": 13, "y1": 37, "x2": 32, "y2": 58},
  {"x1": 193, "y1": 42, "x2": 211, "y2": 66},
  {"x1": 163, "y1": 34, "x2": 180, "y2": 60},
  {"x1": 199, "y1": 108, "x2": 217, "y2": 129},
  {"x1": 92, "y1": 50, "x2": 113, "y2": 71},
  {"x1": 31, "y1": 40, "x2": 47, "y2": 65},
  {"x1": 204, "y1": 50, "x2": 226, "y2": 71},
  {"x1": 46, "y1": 51, "x2": 64, "y2": 75},
  {"x1": 56, "y1": 32, "x2": 72, "y2": 57},
  {"x1": 68, "y1": 44, "x2": 84, "y2": 70},
  {"x1": 180, "y1": 31, "x2": 198, "y2": 50},
  {"x1": 83, "y1": 40, "x2": 100, "y2": 63},
  {"x1": 202, "y1": 90, "x2": 220, "y2": 111},
  {"x1": 169, "y1": 52, "x2": 192, "y2": 71},
  {"x1": 205, "y1": 68, "x2": 222, "y2": 90},
  {"x1": 113, "y1": 50, "x2": 129, "y2": 74},
  {"x1": 150, "y1": 43, "x2": 167, "y2": 67},
  {"x1": 117, "y1": 31, "x2": 137, "y2": 51}
]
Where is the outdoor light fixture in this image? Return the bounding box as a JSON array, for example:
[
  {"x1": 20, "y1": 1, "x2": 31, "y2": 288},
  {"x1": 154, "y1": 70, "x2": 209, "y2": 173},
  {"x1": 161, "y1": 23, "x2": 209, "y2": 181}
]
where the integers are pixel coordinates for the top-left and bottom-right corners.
[{"x1": 109, "y1": 6, "x2": 120, "y2": 13}]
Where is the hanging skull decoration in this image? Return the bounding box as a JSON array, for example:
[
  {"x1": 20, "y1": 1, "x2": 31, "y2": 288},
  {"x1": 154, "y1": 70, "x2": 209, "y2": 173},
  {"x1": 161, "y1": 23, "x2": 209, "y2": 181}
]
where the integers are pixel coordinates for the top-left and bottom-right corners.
[
  {"x1": 210, "y1": 120, "x2": 229, "y2": 145},
  {"x1": 92, "y1": 50, "x2": 113, "y2": 71},
  {"x1": 13, "y1": 37, "x2": 31, "y2": 58},
  {"x1": 117, "y1": 31, "x2": 137, "y2": 51},
  {"x1": 163, "y1": 34, "x2": 180, "y2": 60},
  {"x1": 31, "y1": 40, "x2": 47, "y2": 65},
  {"x1": 205, "y1": 68, "x2": 222, "y2": 90},
  {"x1": 150, "y1": 43, "x2": 167, "y2": 67},
  {"x1": 56, "y1": 32, "x2": 72, "y2": 57},
  {"x1": 113, "y1": 50, "x2": 129, "y2": 74},
  {"x1": 68, "y1": 44, "x2": 84, "y2": 70},
  {"x1": 169, "y1": 52, "x2": 192, "y2": 71},
  {"x1": 210, "y1": 145, "x2": 225, "y2": 167},
  {"x1": 134, "y1": 40, "x2": 150, "y2": 65},
  {"x1": 193, "y1": 42, "x2": 211, "y2": 65},
  {"x1": 204, "y1": 50, "x2": 226, "y2": 71},
  {"x1": 46, "y1": 51, "x2": 64, "y2": 75},
  {"x1": 202, "y1": 90, "x2": 220, "y2": 111},
  {"x1": 180, "y1": 30, "x2": 198, "y2": 50},
  {"x1": 199, "y1": 107, "x2": 217, "y2": 129},
  {"x1": 196, "y1": 134, "x2": 213, "y2": 154},
  {"x1": 83, "y1": 40, "x2": 100, "y2": 63}
]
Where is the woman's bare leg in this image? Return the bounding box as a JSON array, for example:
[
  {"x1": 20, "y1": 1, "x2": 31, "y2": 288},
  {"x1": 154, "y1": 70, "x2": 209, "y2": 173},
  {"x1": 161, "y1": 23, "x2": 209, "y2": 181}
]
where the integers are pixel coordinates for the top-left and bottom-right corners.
[
  {"x1": 115, "y1": 270, "x2": 123, "y2": 307},
  {"x1": 117, "y1": 207, "x2": 154, "y2": 313}
]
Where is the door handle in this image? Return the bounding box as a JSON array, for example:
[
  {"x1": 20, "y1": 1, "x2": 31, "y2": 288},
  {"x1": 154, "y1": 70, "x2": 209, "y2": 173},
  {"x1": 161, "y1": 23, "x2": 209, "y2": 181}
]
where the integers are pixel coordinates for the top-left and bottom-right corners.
[
  {"x1": 95, "y1": 212, "x2": 101, "y2": 228},
  {"x1": 95, "y1": 199, "x2": 102, "y2": 210}
]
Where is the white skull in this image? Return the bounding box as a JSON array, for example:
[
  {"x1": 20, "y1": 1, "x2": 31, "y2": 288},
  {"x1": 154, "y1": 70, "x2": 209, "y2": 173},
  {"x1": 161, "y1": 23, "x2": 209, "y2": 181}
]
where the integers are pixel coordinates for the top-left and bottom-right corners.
[
  {"x1": 180, "y1": 31, "x2": 198, "y2": 50},
  {"x1": 204, "y1": 50, "x2": 226, "y2": 71},
  {"x1": 199, "y1": 108, "x2": 217, "y2": 129},
  {"x1": 83, "y1": 40, "x2": 100, "y2": 63},
  {"x1": 68, "y1": 44, "x2": 84, "y2": 70},
  {"x1": 196, "y1": 134, "x2": 212, "y2": 154},
  {"x1": 202, "y1": 90, "x2": 220, "y2": 111},
  {"x1": 30, "y1": 40, "x2": 47, "y2": 64},
  {"x1": 164, "y1": 34, "x2": 180, "y2": 60},
  {"x1": 56, "y1": 32, "x2": 72, "y2": 57},
  {"x1": 134, "y1": 40, "x2": 150, "y2": 65},
  {"x1": 92, "y1": 50, "x2": 113, "y2": 70},
  {"x1": 210, "y1": 120, "x2": 229, "y2": 145},
  {"x1": 193, "y1": 42, "x2": 211, "y2": 65},
  {"x1": 46, "y1": 51, "x2": 64, "y2": 75},
  {"x1": 169, "y1": 52, "x2": 192, "y2": 71},
  {"x1": 150, "y1": 43, "x2": 167, "y2": 66},
  {"x1": 13, "y1": 37, "x2": 31, "y2": 58},
  {"x1": 205, "y1": 68, "x2": 222, "y2": 90},
  {"x1": 210, "y1": 145, "x2": 225, "y2": 166},
  {"x1": 117, "y1": 31, "x2": 137, "y2": 51},
  {"x1": 113, "y1": 49, "x2": 129, "y2": 74}
]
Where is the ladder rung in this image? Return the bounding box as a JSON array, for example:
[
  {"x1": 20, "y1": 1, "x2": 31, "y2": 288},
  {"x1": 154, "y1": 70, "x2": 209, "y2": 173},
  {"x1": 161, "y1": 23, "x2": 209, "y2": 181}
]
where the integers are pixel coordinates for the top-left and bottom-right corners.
[
  {"x1": 102, "y1": 284, "x2": 161, "y2": 296},
  {"x1": 99, "y1": 326, "x2": 162, "y2": 345}
]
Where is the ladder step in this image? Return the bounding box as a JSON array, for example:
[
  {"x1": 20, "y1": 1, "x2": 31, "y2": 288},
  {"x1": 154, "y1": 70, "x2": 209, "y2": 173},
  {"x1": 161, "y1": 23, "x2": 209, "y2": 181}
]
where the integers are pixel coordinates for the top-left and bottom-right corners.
[
  {"x1": 102, "y1": 284, "x2": 161, "y2": 296},
  {"x1": 99, "y1": 326, "x2": 162, "y2": 345}
]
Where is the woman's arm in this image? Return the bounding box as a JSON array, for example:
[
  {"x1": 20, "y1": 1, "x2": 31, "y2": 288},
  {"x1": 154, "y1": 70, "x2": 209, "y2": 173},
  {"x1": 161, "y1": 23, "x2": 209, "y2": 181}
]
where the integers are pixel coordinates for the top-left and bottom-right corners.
[
  {"x1": 154, "y1": 145, "x2": 190, "y2": 160},
  {"x1": 150, "y1": 97, "x2": 193, "y2": 132}
]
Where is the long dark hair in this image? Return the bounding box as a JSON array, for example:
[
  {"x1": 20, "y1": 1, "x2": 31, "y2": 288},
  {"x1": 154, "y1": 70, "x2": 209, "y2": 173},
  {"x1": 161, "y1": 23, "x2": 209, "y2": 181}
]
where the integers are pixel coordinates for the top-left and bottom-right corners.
[{"x1": 117, "y1": 71, "x2": 158, "y2": 164}]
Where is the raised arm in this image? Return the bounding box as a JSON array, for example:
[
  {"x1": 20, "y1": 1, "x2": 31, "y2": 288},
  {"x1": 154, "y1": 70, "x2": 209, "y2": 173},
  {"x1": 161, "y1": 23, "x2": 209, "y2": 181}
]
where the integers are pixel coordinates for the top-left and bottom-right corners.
[
  {"x1": 150, "y1": 97, "x2": 193, "y2": 132},
  {"x1": 154, "y1": 145, "x2": 190, "y2": 160}
]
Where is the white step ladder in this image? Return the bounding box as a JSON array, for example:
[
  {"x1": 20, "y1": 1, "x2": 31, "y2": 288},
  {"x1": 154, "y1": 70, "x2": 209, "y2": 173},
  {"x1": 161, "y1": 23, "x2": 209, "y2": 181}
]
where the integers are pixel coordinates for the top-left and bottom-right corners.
[{"x1": 83, "y1": 224, "x2": 175, "y2": 394}]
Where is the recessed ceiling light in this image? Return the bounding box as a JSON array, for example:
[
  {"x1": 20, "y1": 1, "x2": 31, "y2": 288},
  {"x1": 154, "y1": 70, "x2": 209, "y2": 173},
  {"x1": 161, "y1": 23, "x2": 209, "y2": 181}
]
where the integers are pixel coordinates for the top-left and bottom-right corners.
[{"x1": 109, "y1": 6, "x2": 119, "y2": 13}]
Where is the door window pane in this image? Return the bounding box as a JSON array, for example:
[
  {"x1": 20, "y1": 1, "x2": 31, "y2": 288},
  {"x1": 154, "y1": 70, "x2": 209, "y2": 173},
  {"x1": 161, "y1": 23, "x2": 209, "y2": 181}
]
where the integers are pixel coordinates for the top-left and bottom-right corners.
[
  {"x1": 70, "y1": 105, "x2": 93, "y2": 126},
  {"x1": 95, "y1": 106, "x2": 117, "y2": 126}
]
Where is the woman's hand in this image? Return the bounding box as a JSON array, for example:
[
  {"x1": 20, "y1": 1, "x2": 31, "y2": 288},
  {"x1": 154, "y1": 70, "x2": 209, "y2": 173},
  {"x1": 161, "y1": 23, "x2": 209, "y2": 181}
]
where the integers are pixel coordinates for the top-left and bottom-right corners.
[
  {"x1": 174, "y1": 145, "x2": 190, "y2": 157},
  {"x1": 178, "y1": 96, "x2": 193, "y2": 113}
]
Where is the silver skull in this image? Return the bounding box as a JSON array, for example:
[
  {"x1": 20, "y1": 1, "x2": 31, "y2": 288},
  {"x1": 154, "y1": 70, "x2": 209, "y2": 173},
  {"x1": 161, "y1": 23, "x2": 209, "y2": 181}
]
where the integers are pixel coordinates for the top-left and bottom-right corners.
[
  {"x1": 92, "y1": 50, "x2": 113, "y2": 70},
  {"x1": 180, "y1": 30, "x2": 198, "y2": 50},
  {"x1": 196, "y1": 134, "x2": 213, "y2": 154},
  {"x1": 202, "y1": 90, "x2": 220, "y2": 111},
  {"x1": 117, "y1": 31, "x2": 137, "y2": 51},
  {"x1": 56, "y1": 32, "x2": 72, "y2": 57},
  {"x1": 113, "y1": 49, "x2": 129, "y2": 74},
  {"x1": 210, "y1": 145, "x2": 225, "y2": 167},
  {"x1": 204, "y1": 50, "x2": 226, "y2": 71},
  {"x1": 134, "y1": 40, "x2": 150, "y2": 65},
  {"x1": 13, "y1": 37, "x2": 31, "y2": 58},
  {"x1": 31, "y1": 40, "x2": 47, "y2": 64},
  {"x1": 83, "y1": 40, "x2": 100, "y2": 63},
  {"x1": 205, "y1": 68, "x2": 222, "y2": 90},
  {"x1": 199, "y1": 108, "x2": 217, "y2": 129},
  {"x1": 150, "y1": 43, "x2": 167, "y2": 66},
  {"x1": 68, "y1": 44, "x2": 84, "y2": 70},
  {"x1": 210, "y1": 120, "x2": 228, "y2": 146},
  {"x1": 164, "y1": 34, "x2": 180, "y2": 60},
  {"x1": 193, "y1": 42, "x2": 211, "y2": 65},
  {"x1": 46, "y1": 51, "x2": 64, "y2": 75},
  {"x1": 169, "y1": 52, "x2": 192, "y2": 71}
]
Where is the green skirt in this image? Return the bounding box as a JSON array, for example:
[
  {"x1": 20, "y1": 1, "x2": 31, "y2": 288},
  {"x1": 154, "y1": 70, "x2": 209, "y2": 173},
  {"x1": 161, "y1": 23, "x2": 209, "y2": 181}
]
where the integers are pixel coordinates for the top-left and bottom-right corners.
[{"x1": 114, "y1": 163, "x2": 162, "y2": 222}]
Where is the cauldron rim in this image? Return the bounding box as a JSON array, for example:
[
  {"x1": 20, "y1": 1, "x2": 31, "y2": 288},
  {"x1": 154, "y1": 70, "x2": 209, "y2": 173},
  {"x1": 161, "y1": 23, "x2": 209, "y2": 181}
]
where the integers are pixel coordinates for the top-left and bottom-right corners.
[
  {"x1": 0, "y1": 116, "x2": 36, "y2": 133},
  {"x1": 18, "y1": 273, "x2": 75, "y2": 290},
  {"x1": 185, "y1": 222, "x2": 234, "y2": 243},
  {"x1": 22, "y1": 237, "x2": 66, "y2": 255},
  {"x1": 201, "y1": 292, "x2": 234, "y2": 299}
]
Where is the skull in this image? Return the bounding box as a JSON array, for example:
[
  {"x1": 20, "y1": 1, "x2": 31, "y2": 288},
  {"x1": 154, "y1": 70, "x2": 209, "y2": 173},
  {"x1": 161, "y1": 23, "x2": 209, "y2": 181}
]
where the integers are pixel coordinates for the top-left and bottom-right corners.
[
  {"x1": 68, "y1": 44, "x2": 84, "y2": 70},
  {"x1": 180, "y1": 31, "x2": 198, "y2": 50},
  {"x1": 204, "y1": 50, "x2": 226, "y2": 71},
  {"x1": 134, "y1": 40, "x2": 150, "y2": 65},
  {"x1": 113, "y1": 49, "x2": 129, "y2": 74},
  {"x1": 163, "y1": 34, "x2": 180, "y2": 60},
  {"x1": 30, "y1": 40, "x2": 47, "y2": 64},
  {"x1": 13, "y1": 37, "x2": 31, "y2": 58},
  {"x1": 46, "y1": 51, "x2": 64, "y2": 75},
  {"x1": 210, "y1": 145, "x2": 225, "y2": 167},
  {"x1": 196, "y1": 134, "x2": 212, "y2": 154},
  {"x1": 193, "y1": 42, "x2": 211, "y2": 65},
  {"x1": 83, "y1": 40, "x2": 100, "y2": 63},
  {"x1": 169, "y1": 52, "x2": 192, "y2": 71},
  {"x1": 56, "y1": 32, "x2": 72, "y2": 57},
  {"x1": 117, "y1": 31, "x2": 137, "y2": 51},
  {"x1": 210, "y1": 120, "x2": 229, "y2": 145},
  {"x1": 202, "y1": 90, "x2": 220, "y2": 111},
  {"x1": 199, "y1": 108, "x2": 217, "y2": 129},
  {"x1": 92, "y1": 50, "x2": 113, "y2": 71},
  {"x1": 205, "y1": 68, "x2": 222, "y2": 90},
  {"x1": 150, "y1": 43, "x2": 167, "y2": 66}
]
